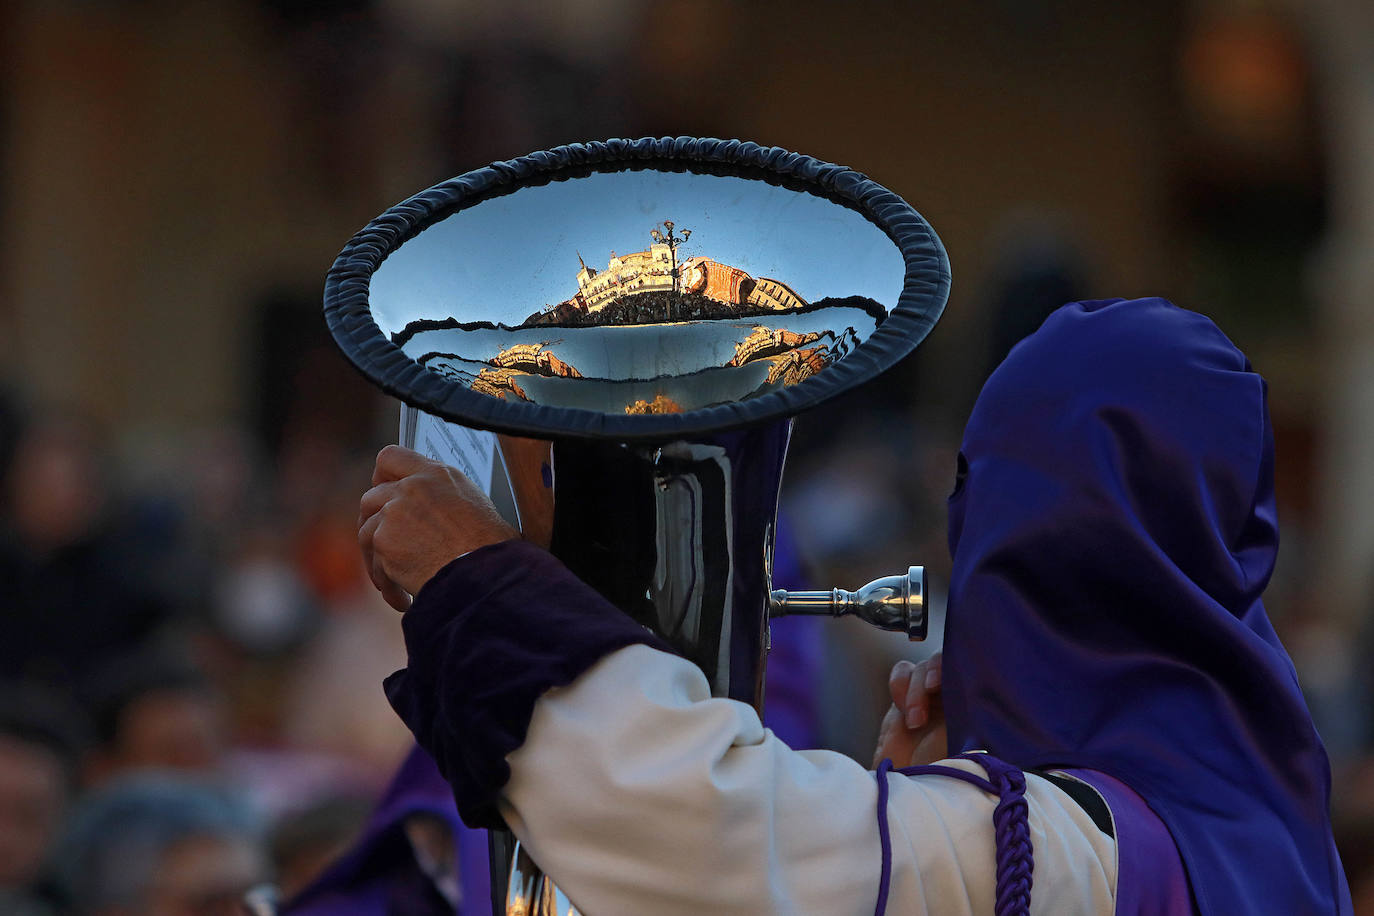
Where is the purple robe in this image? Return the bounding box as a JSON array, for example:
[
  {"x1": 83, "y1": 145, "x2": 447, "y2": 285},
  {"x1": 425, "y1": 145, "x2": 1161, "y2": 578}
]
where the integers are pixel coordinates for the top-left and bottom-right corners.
[{"x1": 281, "y1": 746, "x2": 489, "y2": 915}]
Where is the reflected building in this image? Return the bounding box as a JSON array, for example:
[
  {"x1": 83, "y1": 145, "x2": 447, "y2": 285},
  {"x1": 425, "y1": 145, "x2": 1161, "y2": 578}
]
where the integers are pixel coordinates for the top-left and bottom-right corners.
[
  {"x1": 727, "y1": 328, "x2": 825, "y2": 366},
  {"x1": 765, "y1": 345, "x2": 831, "y2": 386},
  {"x1": 472, "y1": 367, "x2": 531, "y2": 400},
  {"x1": 726, "y1": 326, "x2": 860, "y2": 386},
  {"x1": 746, "y1": 277, "x2": 807, "y2": 312},
  {"x1": 488, "y1": 343, "x2": 583, "y2": 378},
  {"x1": 470, "y1": 344, "x2": 582, "y2": 402},
  {"x1": 537, "y1": 225, "x2": 810, "y2": 325},
  {"x1": 624, "y1": 393, "x2": 685, "y2": 415},
  {"x1": 576, "y1": 245, "x2": 676, "y2": 310},
  {"x1": 679, "y1": 257, "x2": 753, "y2": 305}
]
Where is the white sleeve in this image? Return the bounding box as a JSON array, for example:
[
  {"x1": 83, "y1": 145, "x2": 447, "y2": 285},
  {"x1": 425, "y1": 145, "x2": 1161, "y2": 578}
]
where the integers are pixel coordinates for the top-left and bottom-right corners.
[{"x1": 500, "y1": 644, "x2": 1116, "y2": 916}]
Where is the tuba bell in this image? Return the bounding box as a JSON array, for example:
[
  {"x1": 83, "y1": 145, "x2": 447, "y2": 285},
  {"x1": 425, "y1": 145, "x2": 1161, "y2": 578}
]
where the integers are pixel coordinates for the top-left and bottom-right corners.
[{"x1": 325, "y1": 137, "x2": 950, "y2": 915}]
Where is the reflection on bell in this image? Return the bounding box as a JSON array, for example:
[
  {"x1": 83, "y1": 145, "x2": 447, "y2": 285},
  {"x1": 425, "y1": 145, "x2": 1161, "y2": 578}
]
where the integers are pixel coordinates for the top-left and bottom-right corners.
[
  {"x1": 769, "y1": 567, "x2": 928, "y2": 641},
  {"x1": 506, "y1": 840, "x2": 582, "y2": 916},
  {"x1": 380, "y1": 209, "x2": 887, "y2": 417}
]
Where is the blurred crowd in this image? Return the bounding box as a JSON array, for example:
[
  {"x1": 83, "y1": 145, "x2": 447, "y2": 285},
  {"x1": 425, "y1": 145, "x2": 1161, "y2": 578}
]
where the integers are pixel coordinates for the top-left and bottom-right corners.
[
  {"x1": 0, "y1": 390, "x2": 412, "y2": 915},
  {"x1": 0, "y1": 370, "x2": 953, "y2": 916}
]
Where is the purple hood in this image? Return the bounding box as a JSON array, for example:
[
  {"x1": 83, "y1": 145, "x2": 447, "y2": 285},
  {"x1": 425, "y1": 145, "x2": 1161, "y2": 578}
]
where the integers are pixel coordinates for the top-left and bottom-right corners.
[{"x1": 942, "y1": 298, "x2": 1349, "y2": 915}]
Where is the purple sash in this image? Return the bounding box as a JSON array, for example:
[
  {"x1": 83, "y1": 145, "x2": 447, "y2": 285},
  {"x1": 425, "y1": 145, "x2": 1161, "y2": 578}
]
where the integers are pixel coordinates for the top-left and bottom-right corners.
[{"x1": 1062, "y1": 769, "x2": 1195, "y2": 916}]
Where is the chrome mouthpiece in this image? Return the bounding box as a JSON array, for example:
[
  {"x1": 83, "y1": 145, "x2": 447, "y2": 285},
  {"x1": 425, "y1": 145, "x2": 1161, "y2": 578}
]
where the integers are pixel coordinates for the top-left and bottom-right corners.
[{"x1": 769, "y1": 567, "x2": 927, "y2": 641}]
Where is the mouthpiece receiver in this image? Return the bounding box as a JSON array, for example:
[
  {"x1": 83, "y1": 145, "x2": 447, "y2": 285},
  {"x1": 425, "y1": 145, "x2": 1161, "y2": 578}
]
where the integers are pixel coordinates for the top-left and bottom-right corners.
[{"x1": 769, "y1": 566, "x2": 927, "y2": 641}]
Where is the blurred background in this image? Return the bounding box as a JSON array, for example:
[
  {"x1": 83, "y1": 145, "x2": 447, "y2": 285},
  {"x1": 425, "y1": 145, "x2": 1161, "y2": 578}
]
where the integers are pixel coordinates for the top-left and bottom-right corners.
[{"x1": 2, "y1": 0, "x2": 1373, "y2": 912}]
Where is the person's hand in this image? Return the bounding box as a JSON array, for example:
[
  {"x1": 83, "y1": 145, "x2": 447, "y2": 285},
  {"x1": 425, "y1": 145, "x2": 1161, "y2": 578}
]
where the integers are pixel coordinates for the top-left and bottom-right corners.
[
  {"x1": 873, "y1": 652, "x2": 947, "y2": 769},
  {"x1": 358, "y1": 445, "x2": 518, "y2": 612}
]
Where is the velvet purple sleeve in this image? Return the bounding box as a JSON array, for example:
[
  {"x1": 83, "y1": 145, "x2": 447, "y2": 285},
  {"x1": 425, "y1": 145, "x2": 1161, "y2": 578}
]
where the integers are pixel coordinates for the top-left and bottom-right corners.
[{"x1": 383, "y1": 539, "x2": 675, "y2": 829}]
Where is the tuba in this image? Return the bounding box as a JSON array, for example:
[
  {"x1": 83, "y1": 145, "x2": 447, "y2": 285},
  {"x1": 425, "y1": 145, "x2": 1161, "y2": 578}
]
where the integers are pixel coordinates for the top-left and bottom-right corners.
[{"x1": 325, "y1": 137, "x2": 950, "y2": 915}]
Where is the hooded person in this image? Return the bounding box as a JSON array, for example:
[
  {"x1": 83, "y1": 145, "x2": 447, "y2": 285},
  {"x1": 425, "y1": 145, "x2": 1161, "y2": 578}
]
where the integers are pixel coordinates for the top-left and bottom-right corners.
[
  {"x1": 939, "y1": 296, "x2": 1349, "y2": 915},
  {"x1": 360, "y1": 296, "x2": 1349, "y2": 914}
]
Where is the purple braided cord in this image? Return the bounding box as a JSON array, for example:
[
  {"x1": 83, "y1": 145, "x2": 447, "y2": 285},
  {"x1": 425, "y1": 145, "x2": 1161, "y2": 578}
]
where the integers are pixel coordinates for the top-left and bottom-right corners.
[
  {"x1": 965, "y1": 755, "x2": 1034, "y2": 916},
  {"x1": 873, "y1": 755, "x2": 1033, "y2": 916},
  {"x1": 874, "y1": 758, "x2": 895, "y2": 916}
]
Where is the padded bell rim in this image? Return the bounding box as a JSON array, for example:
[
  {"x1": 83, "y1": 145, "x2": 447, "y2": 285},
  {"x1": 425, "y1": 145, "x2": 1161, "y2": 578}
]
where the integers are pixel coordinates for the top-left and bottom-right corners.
[{"x1": 324, "y1": 136, "x2": 951, "y2": 443}]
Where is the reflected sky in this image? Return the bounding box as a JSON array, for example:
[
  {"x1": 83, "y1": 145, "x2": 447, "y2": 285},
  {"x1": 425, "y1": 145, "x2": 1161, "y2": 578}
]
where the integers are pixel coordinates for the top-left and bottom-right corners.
[{"x1": 368, "y1": 170, "x2": 906, "y2": 336}]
